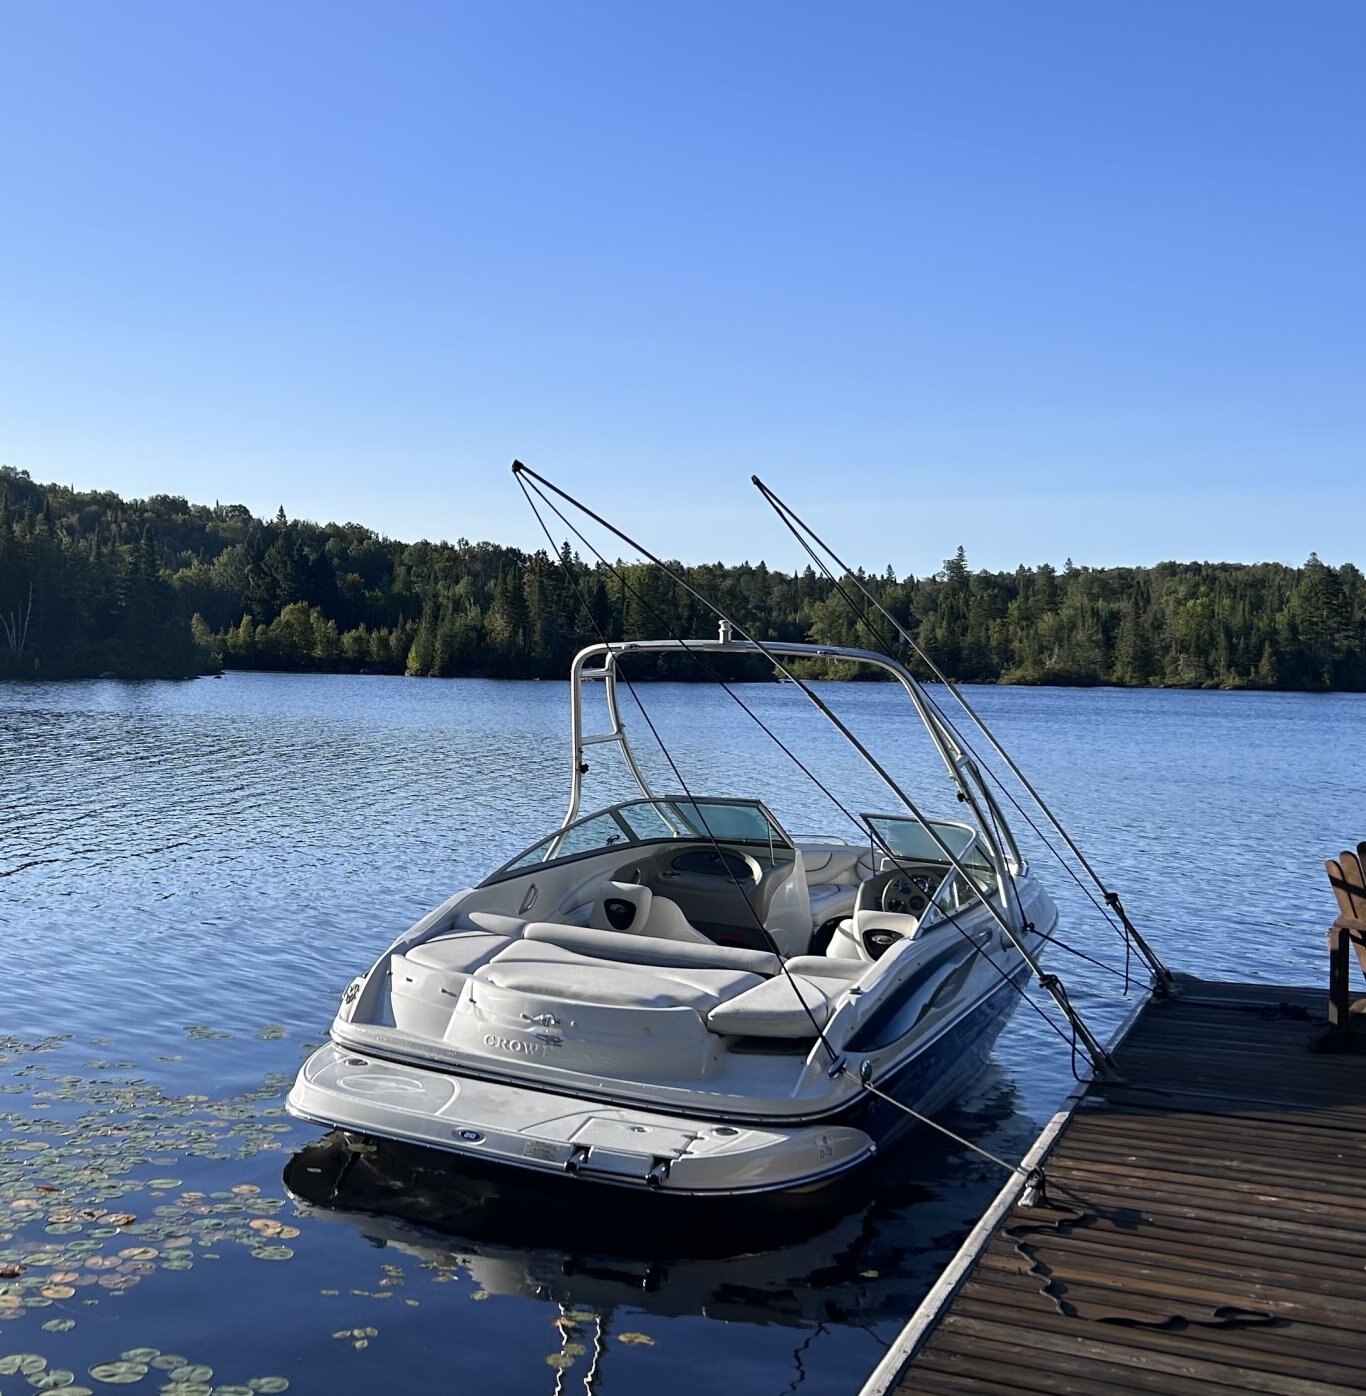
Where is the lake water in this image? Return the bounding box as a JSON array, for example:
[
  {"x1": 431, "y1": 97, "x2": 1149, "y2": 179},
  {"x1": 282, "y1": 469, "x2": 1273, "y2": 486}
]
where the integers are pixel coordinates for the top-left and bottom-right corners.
[{"x1": 0, "y1": 673, "x2": 1359, "y2": 1395}]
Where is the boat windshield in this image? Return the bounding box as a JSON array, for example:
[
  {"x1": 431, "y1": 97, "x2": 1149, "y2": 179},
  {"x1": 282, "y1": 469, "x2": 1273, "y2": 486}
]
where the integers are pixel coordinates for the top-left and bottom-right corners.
[
  {"x1": 863, "y1": 813, "x2": 976, "y2": 863},
  {"x1": 864, "y1": 813, "x2": 1004, "y2": 919},
  {"x1": 486, "y1": 797, "x2": 792, "y2": 882}
]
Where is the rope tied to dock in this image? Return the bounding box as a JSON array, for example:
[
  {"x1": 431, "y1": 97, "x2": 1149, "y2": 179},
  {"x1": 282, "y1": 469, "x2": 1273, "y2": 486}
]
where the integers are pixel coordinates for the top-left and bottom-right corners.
[{"x1": 853, "y1": 1071, "x2": 1034, "y2": 1182}]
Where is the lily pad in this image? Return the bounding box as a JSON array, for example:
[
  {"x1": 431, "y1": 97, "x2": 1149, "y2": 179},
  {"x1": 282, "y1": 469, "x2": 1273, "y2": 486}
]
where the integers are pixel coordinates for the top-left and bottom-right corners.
[
  {"x1": 31, "y1": 1367, "x2": 77, "y2": 1389},
  {"x1": 89, "y1": 1361, "x2": 149, "y2": 1384},
  {"x1": 168, "y1": 1366, "x2": 213, "y2": 1383},
  {"x1": 0, "y1": 1355, "x2": 49, "y2": 1375}
]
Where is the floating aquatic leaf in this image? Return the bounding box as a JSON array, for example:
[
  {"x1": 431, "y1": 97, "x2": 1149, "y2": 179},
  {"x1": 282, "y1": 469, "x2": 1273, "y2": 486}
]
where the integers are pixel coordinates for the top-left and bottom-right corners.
[
  {"x1": 469, "y1": 1290, "x2": 489, "y2": 1301},
  {"x1": 145, "y1": 1180, "x2": 181, "y2": 1190},
  {"x1": 40, "y1": 1285, "x2": 75, "y2": 1299},
  {"x1": 31, "y1": 1367, "x2": 77, "y2": 1388},
  {"x1": 168, "y1": 1366, "x2": 212, "y2": 1383},
  {"x1": 245, "y1": 1379, "x2": 288, "y2": 1393},
  {"x1": 120, "y1": 1349, "x2": 160, "y2": 1362},
  {"x1": 214, "y1": 1386, "x2": 255, "y2": 1396},
  {"x1": 150, "y1": 1354, "x2": 189, "y2": 1371},
  {"x1": 245, "y1": 1221, "x2": 297, "y2": 1240},
  {"x1": 0, "y1": 1354, "x2": 48, "y2": 1375},
  {"x1": 618, "y1": 1333, "x2": 655, "y2": 1346},
  {"x1": 248, "y1": 1246, "x2": 292, "y2": 1262},
  {"x1": 545, "y1": 1354, "x2": 573, "y2": 1371},
  {"x1": 42, "y1": 1319, "x2": 76, "y2": 1333},
  {"x1": 89, "y1": 1361, "x2": 149, "y2": 1384}
]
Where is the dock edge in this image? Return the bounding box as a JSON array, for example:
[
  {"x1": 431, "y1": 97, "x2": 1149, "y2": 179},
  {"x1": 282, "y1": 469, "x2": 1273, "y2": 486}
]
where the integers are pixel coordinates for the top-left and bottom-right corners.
[{"x1": 857, "y1": 988, "x2": 1156, "y2": 1396}]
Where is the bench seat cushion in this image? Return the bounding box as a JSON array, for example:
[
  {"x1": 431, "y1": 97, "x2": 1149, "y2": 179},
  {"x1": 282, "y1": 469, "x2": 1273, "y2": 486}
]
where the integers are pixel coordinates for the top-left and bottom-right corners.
[
  {"x1": 448, "y1": 910, "x2": 530, "y2": 938},
  {"x1": 705, "y1": 971, "x2": 853, "y2": 1038},
  {"x1": 522, "y1": 922, "x2": 780, "y2": 976}
]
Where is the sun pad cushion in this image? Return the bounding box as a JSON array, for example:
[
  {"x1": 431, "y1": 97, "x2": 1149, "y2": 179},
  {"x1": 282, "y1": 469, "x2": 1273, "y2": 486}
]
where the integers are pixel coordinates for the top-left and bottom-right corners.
[
  {"x1": 478, "y1": 942, "x2": 762, "y2": 1010},
  {"x1": 782, "y1": 955, "x2": 866, "y2": 981},
  {"x1": 405, "y1": 931, "x2": 511, "y2": 975}
]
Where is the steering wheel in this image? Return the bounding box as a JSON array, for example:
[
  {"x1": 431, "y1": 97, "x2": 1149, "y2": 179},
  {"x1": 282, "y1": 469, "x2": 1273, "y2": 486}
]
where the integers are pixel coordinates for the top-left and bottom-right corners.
[{"x1": 880, "y1": 876, "x2": 928, "y2": 916}]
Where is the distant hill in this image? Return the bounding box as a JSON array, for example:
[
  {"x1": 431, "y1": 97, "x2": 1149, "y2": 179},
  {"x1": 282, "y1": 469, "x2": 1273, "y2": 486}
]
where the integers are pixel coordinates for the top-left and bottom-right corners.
[{"x1": 0, "y1": 466, "x2": 1362, "y2": 689}]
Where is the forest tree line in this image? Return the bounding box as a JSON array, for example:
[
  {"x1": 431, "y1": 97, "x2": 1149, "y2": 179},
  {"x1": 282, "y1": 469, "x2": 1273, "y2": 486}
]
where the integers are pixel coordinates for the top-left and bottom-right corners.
[{"x1": 0, "y1": 466, "x2": 1363, "y2": 690}]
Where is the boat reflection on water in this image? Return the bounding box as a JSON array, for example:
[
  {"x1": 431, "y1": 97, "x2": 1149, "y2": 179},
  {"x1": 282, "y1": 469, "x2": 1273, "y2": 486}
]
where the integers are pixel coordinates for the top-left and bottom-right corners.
[{"x1": 282, "y1": 1067, "x2": 1036, "y2": 1334}]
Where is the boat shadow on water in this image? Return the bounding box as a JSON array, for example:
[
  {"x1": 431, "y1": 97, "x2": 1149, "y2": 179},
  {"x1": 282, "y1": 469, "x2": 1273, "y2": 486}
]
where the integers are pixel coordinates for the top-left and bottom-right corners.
[{"x1": 282, "y1": 1068, "x2": 1036, "y2": 1329}]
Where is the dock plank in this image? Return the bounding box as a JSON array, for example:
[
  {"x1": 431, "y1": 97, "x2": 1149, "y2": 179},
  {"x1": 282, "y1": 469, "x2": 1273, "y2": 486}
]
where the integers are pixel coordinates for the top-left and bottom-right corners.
[{"x1": 876, "y1": 981, "x2": 1366, "y2": 1395}]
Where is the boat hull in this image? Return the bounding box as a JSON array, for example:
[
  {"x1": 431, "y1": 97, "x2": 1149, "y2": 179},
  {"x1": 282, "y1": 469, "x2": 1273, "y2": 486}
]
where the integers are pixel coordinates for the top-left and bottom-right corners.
[{"x1": 286, "y1": 961, "x2": 1032, "y2": 1198}]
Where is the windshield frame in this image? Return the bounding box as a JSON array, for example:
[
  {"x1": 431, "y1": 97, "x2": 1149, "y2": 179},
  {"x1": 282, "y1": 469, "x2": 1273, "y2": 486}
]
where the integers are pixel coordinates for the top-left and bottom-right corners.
[
  {"x1": 861, "y1": 812, "x2": 978, "y2": 864},
  {"x1": 481, "y1": 796, "x2": 794, "y2": 886}
]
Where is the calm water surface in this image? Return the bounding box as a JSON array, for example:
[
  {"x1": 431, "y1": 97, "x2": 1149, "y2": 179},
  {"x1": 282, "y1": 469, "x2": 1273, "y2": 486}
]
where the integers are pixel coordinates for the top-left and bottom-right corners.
[{"x1": 0, "y1": 674, "x2": 1359, "y2": 1394}]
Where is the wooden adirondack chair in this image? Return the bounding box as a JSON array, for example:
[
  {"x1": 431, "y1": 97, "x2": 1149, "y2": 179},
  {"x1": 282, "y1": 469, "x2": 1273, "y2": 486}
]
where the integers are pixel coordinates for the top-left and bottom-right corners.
[{"x1": 1326, "y1": 842, "x2": 1366, "y2": 1046}]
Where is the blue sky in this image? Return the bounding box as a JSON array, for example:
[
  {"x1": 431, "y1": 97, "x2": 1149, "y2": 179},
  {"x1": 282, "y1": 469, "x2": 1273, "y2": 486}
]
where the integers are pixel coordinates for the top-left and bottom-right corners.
[{"x1": 2, "y1": 2, "x2": 1362, "y2": 574}]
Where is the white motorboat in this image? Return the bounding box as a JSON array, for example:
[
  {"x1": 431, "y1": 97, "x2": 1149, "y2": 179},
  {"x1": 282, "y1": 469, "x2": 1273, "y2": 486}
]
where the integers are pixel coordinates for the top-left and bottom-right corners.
[{"x1": 287, "y1": 628, "x2": 1083, "y2": 1199}]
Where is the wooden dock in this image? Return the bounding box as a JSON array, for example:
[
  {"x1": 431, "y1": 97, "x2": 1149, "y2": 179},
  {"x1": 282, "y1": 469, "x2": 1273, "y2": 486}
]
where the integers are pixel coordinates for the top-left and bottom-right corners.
[{"x1": 862, "y1": 976, "x2": 1366, "y2": 1395}]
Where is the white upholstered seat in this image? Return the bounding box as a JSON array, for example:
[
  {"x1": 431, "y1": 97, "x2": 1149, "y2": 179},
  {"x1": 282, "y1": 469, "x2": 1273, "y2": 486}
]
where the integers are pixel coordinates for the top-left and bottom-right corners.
[
  {"x1": 521, "y1": 922, "x2": 780, "y2": 975},
  {"x1": 704, "y1": 970, "x2": 855, "y2": 1038}
]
